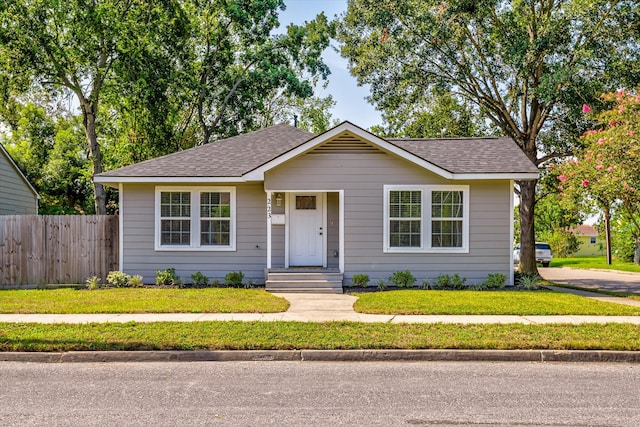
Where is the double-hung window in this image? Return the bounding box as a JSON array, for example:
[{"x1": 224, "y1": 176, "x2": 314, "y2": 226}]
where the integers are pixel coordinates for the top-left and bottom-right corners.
[
  {"x1": 384, "y1": 185, "x2": 469, "y2": 253},
  {"x1": 155, "y1": 187, "x2": 235, "y2": 251}
]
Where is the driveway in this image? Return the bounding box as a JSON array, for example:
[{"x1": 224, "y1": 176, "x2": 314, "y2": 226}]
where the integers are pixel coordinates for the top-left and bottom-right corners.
[{"x1": 539, "y1": 267, "x2": 640, "y2": 294}]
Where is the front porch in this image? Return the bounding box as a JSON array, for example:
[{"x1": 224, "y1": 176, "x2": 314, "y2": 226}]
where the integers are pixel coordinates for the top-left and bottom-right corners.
[{"x1": 265, "y1": 190, "x2": 344, "y2": 293}]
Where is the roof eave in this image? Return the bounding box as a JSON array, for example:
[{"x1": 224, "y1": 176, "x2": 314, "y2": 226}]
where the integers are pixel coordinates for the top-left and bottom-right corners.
[
  {"x1": 94, "y1": 176, "x2": 246, "y2": 188},
  {"x1": 452, "y1": 172, "x2": 539, "y2": 180}
]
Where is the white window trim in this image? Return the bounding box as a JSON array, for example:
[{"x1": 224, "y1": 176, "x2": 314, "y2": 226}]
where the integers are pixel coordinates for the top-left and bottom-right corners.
[
  {"x1": 383, "y1": 184, "x2": 469, "y2": 254},
  {"x1": 155, "y1": 186, "x2": 236, "y2": 251}
]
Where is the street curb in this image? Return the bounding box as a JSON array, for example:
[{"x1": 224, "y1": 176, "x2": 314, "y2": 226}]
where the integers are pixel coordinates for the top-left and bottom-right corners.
[{"x1": 1, "y1": 349, "x2": 639, "y2": 363}]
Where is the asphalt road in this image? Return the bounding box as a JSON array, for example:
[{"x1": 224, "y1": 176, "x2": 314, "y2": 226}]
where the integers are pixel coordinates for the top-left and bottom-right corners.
[
  {"x1": 1, "y1": 361, "x2": 639, "y2": 426},
  {"x1": 539, "y1": 267, "x2": 640, "y2": 294}
]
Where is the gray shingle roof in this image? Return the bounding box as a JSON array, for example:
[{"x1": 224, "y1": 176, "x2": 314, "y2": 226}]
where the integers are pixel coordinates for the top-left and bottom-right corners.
[
  {"x1": 97, "y1": 123, "x2": 314, "y2": 178},
  {"x1": 388, "y1": 137, "x2": 539, "y2": 174},
  {"x1": 96, "y1": 122, "x2": 538, "y2": 180}
]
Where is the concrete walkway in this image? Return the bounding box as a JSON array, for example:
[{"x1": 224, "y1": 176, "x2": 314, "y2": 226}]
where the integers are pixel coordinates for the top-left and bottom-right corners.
[{"x1": 1, "y1": 290, "x2": 640, "y2": 324}]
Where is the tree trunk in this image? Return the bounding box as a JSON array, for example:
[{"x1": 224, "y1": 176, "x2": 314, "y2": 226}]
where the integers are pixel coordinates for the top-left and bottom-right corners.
[
  {"x1": 634, "y1": 236, "x2": 640, "y2": 265},
  {"x1": 604, "y1": 207, "x2": 612, "y2": 265},
  {"x1": 81, "y1": 101, "x2": 106, "y2": 214},
  {"x1": 517, "y1": 179, "x2": 539, "y2": 275}
]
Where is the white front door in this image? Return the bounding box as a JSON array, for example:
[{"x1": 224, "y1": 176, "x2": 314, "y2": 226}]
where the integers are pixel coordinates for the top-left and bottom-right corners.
[{"x1": 289, "y1": 193, "x2": 324, "y2": 266}]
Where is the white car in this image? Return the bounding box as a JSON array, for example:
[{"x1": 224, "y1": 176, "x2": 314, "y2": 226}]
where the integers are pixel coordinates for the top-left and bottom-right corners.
[{"x1": 513, "y1": 242, "x2": 553, "y2": 267}]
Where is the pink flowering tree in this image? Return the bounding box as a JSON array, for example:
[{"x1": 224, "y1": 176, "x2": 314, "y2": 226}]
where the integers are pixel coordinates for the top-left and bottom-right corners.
[{"x1": 558, "y1": 90, "x2": 640, "y2": 263}]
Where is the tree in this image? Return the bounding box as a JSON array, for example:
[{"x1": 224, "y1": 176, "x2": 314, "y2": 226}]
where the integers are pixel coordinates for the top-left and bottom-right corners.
[
  {"x1": 2, "y1": 103, "x2": 94, "y2": 213},
  {"x1": 337, "y1": 0, "x2": 640, "y2": 273},
  {"x1": 533, "y1": 195, "x2": 583, "y2": 257},
  {"x1": 0, "y1": 0, "x2": 189, "y2": 214},
  {"x1": 557, "y1": 90, "x2": 640, "y2": 264},
  {"x1": 372, "y1": 89, "x2": 495, "y2": 138},
  {"x1": 183, "y1": 0, "x2": 333, "y2": 144}
]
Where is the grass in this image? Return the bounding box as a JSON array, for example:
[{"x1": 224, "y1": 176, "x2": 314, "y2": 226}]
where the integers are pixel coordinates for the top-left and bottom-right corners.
[
  {"x1": 1, "y1": 321, "x2": 639, "y2": 352},
  {"x1": 0, "y1": 288, "x2": 289, "y2": 314},
  {"x1": 353, "y1": 290, "x2": 640, "y2": 315},
  {"x1": 552, "y1": 257, "x2": 640, "y2": 273}
]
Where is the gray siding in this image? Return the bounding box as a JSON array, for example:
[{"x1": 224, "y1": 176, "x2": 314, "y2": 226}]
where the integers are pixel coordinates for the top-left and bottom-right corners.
[
  {"x1": 121, "y1": 183, "x2": 267, "y2": 284},
  {"x1": 0, "y1": 149, "x2": 37, "y2": 215},
  {"x1": 265, "y1": 150, "x2": 513, "y2": 285}
]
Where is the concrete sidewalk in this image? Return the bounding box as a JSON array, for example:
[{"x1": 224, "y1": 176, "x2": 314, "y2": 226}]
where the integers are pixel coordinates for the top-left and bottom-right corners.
[{"x1": 1, "y1": 291, "x2": 639, "y2": 324}]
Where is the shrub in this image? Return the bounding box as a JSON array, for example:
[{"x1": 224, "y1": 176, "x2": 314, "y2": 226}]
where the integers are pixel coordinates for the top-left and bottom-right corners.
[
  {"x1": 377, "y1": 279, "x2": 386, "y2": 291},
  {"x1": 352, "y1": 273, "x2": 370, "y2": 288},
  {"x1": 388, "y1": 270, "x2": 416, "y2": 288},
  {"x1": 421, "y1": 280, "x2": 441, "y2": 290},
  {"x1": 518, "y1": 273, "x2": 541, "y2": 290},
  {"x1": 86, "y1": 276, "x2": 101, "y2": 290},
  {"x1": 155, "y1": 268, "x2": 181, "y2": 287},
  {"x1": 107, "y1": 271, "x2": 131, "y2": 288},
  {"x1": 128, "y1": 275, "x2": 144, "y2": 288},
  {"x1": 435, "y1": 273, "x2": 467, "y2": 290},
  {"x1": 484, "y1": 273, "x2": 507, "y2": 289},
  {"x1": 224, "y1": 271, "x2": 244, "y2": 287},
  {"x1": 190, "y1": 271, "x2": 209, "y2": 288}
]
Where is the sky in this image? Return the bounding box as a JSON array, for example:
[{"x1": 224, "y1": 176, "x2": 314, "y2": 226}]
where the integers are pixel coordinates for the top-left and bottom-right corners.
[{"x1": 277, "y1": 0, "x2": 382, "y2": 130}]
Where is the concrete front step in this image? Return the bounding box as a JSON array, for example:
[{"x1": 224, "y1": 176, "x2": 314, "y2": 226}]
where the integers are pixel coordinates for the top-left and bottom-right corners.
[
  {"x1": 267, "y1": 287, "x2": 343, "y2": 294},
  {"x1": 265, "y1": 271, "x2": 344, "y2": 294},
  {"x1": 267, "y1": 272, "x2": 343, "y2": 281}
]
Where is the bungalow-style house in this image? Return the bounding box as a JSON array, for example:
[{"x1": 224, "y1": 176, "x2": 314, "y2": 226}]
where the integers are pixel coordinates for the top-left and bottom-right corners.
[
  {"x1": 569, "y1": 224, "x2": 604, "y2": 257},
  {"x1": 95, "y1": 122, "x2": 538, "y2": 292},
  {"x1": 0, "y1": 143, "x2": 39, "y2": 214}
]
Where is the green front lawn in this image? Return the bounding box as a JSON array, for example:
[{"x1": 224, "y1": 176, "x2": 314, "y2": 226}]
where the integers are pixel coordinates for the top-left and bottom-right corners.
[
  {"x1": 1, "y1": 321, "x2": 638, "y2": 351},
  {"x1": 354, "y1": 290, "x2": 640, "y2": 315},
  {"x1": 0, "y1": 288, "x2": 289, "y2": 314},
  {"x1": 552, "y1": 257, "x2": 640, "y2": 273}
]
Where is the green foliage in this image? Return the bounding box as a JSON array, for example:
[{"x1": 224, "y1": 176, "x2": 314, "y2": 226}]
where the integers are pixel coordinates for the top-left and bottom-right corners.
[
  {"x1": 557, "y1": 90, "x2": 640, "y2": 263},
  {"x1": 377, "y1": 279, "x2": 386, "y2": 291},
  {"x1": 224, "y1": 271, "x2": 245, "y2": 288},
  {"x1": 190, "y1": 271, "x2": 209, "y2": 288},
  {"x1": 106, "y1": 271, "x2": 131, "y2": 288},
  {"x1": 533, "y1": 195, "x2": 584, "y2": 254},
  {"x1": 183, "y1": 1, "x2": 333, "y2": 143},
  {"x1": 155, "y1": 268, "x2": 181, "y2": 287},
  {"x1": 0, "y1": 0, "x2": 190, "y2": 213},
  {"x1": 373, "y1": 89, "x2": 494, "y2": 138},
  {"x1": 337, "y1": 0, "x2": 640, "y2": 273},
  {"x1": 128, "y1": 275, "x2": 144, "y2": 288},
  {"x1": 538, "y1": 228, "x2": 581, "y2": 258},
  {"x1": 612, "y1": 214, "x2": 638, "y2": 262},
  {"x1": 435, "y1": 274, "x2": 467, "y2": 290},
  {"x1": 517, "y1": 274, "x2": 541, "y2": 290},
  {"x1": 388, "y1": 270, "x2": 416, "y2": 288},
  {"x1": 1, "y1": 104, "x2": 94, "y2": 213},
  {"x1": 483, "y1": 273, "x2": 507, "y2": 290},
  {"x1": 351, "y1": 274, "x2": 370, "y2": 288},
  {"x1": 85, "y1": 276, "x2": 101, "y2": 290}
]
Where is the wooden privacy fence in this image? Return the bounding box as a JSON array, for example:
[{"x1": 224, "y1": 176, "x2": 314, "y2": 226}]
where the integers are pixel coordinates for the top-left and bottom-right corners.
[{"x1": 0, "y1": 215, "x2": 118, "y2": 286}]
